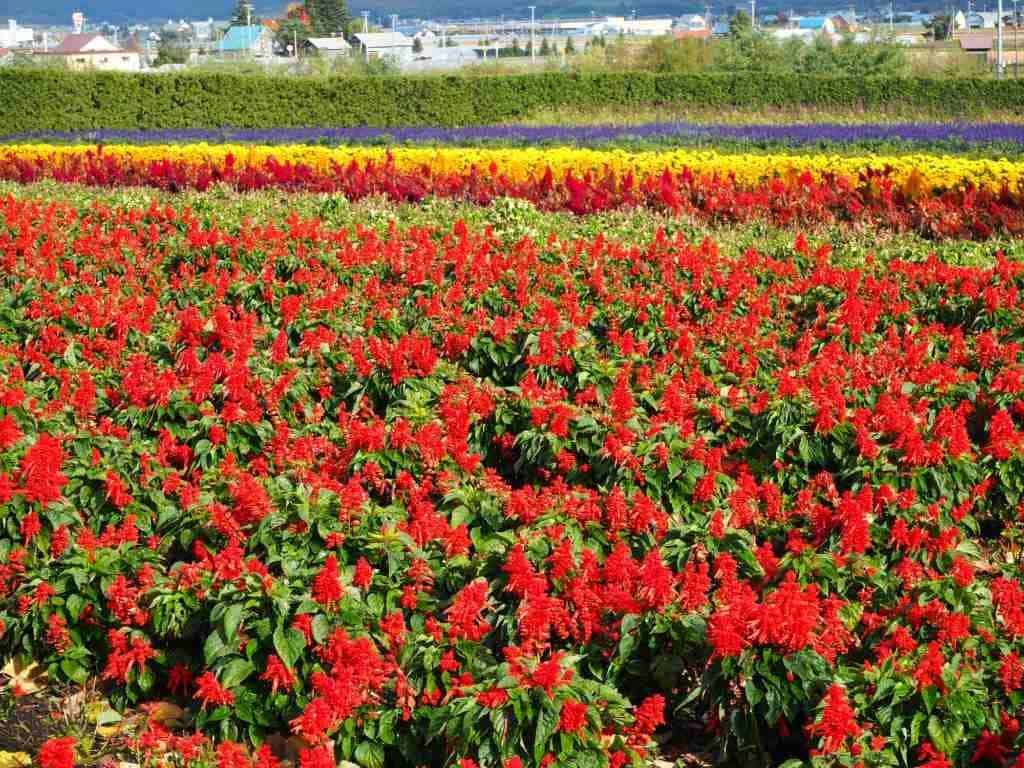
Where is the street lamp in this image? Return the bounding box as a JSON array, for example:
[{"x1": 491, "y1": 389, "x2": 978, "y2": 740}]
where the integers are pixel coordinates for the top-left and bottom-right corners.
[
  {"x1": 529, "y1": 5, "x2": 536, "y2": 62},
  {"x1": 362, "y1": 10, "x2": 369, "y2": 32}
]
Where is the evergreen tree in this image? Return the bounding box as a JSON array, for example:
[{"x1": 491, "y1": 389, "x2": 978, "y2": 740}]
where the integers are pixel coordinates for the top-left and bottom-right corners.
[
  {"x1": 231, "y1": 0, "x2": 260, "y2": 25},
  {"x1": 307, "y1": 0, "x2": 350, "y2": 36},
  {"x1": 539, "y1": 36, "x2": 551, "y2": 55},
  {"x1": 564, "y1": 36, "x2": 576, "y2": 54}
]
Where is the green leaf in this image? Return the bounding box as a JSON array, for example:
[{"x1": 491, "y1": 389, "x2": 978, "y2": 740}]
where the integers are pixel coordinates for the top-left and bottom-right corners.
[
  {"x1": 222, "y1": 604, "x2": 246, "y2": 643},
  {"x1": 927, "y1": 715, "x2": 963, "y2": 755},
  {"x1": 66, "y1": 594, "x2": 85, "y2": 622},
  {"x1": 534, "y1": 702, "x2": 559, "y2": 764},
  {"x1": 220, "y1": 658, "x2": 255, "y2": 689},
  {"x1": 354, "y1": 740, "x2": 385, "y2": 768},
  {"x1": 204, "y1": 630, "x2": 228, "y2": 667},
  {"x1": 273, "y1": 625, "x2": 306, "y2": 669},
  {"x1": 60, "y1": 658, "x2": 89, "y2": 684}
]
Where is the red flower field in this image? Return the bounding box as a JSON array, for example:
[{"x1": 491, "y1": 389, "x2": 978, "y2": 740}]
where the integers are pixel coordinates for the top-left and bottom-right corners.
[{"x1": 1, "y1": 194, "x2": 1024, "y2": 767}]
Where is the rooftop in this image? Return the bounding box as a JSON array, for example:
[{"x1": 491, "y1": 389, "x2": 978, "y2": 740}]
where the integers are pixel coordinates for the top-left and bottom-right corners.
[
  {"x1": 219, "y1": 25, "x2": 267, "y2": 52},
  {"x1": 307, "y1": 36, "x2": 351, "y2": 50},
  {"x1": 353, "y1": 32, "x2": 414, "y2": 47}
]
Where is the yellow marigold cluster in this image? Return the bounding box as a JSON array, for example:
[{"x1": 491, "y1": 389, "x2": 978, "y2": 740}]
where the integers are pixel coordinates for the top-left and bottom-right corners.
[{"x1": 6, "y1": 143, "x2": 1024, "y2": 192}]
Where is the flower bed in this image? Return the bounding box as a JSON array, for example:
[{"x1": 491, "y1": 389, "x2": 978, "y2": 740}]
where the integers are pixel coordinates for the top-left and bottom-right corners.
[
  {"x1": 6, "y1": 122, "x2": 1024, "y2": 149},
  {"x1": 2, "y1": 144, "x2": 1024, "y2": 240},
  {"x1": 3, "y1": 194, "x2": 1024, "y2": 768}
]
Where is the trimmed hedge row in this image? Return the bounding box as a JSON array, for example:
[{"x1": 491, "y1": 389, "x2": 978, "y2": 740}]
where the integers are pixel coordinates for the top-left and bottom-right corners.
[{"x1": 1, "y1": 70, "x2": 1023, "y2": 132}]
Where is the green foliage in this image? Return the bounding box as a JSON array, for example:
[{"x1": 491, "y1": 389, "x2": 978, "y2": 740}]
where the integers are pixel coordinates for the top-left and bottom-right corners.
[
  {"x1": 307, "y1": 0, "x2": 351, "y2": 37},
  {"x1": 636, "y1": 37, "x2": 717, "y2": 73},
  {"x1": 231, "y1": 0, "x2": 260, "y2": 26},
  {"x1": 3, "y1": 70, "x2": 1024, "y2": 133},
  {"x1": 275, "y1": 19, "x2": 312, "y2": 55},
  {"x1": 153, "y1": 31, "x2": 189, "y2": 68},
  {"x1": 730, "y1": 10, "x2": 753, "y2": 37}
]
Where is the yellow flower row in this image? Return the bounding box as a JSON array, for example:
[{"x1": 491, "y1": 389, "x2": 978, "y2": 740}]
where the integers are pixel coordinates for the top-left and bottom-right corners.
[{"x1": 6, "y1": 142, "x2": 1024, "y2": 192}]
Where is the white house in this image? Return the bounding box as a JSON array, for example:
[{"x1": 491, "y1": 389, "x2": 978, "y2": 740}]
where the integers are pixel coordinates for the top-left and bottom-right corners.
[
  {"x1": 772, "y1": 27, "x2": 818, "y2": 41},
  {"x1": 0, "y1": 20, "x2": 34, "y2": 48},
  {"x1": 675, "y1": 13, "x2": 708, "y2": 31},
  {"x1": 967, "y1": 11, "x2": 998, "y2": 28},
  {"x1": 589, "y1": 16, "x2": 674, "y2": 35},
  {"x1": 412, "y1": 28, "x2": 438, "y2": 46},
  {"x1": 353, "y1": 31, "x2": 414, "y2": 62},
  {"x1": 42, "y1": 33, "x2": 142, "y2": 71},
  {"x1": 306, "y1": 36, "x2": 351, "y2": 58}
]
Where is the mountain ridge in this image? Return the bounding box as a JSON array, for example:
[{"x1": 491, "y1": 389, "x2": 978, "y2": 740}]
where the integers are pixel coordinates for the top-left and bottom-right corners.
[{"x1": 13, "y1": 0, "x2": 791, "y2": 26}]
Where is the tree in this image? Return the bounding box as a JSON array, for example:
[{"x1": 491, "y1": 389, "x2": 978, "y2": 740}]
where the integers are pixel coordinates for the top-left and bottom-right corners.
[
  {"x1": 307, "y1": 0, "x2": 350, "y2": 36},
  {"x1": 729, "y1": 9, "x2": 752, "y2": 37},
  {"x1": 412, "y1": 36, "x2": 423, "y2": 53},
  {"x1": 539, "y1": 36, "x2": 551, "y2": 55},
  {"x1": 925, "y1": 13, "x2": 951, "y2": 40},
  {"x1": 564, "y1": 36, "x2": 576, "y2": 54},
  {"x1": 275, "y1": 17, "x2": 311, "y2": 54},
  {"x1": 231, "y1": 0, "x2": 260, "y2": 25},
  {"x1": 153, "y1": 29, "x2": 188, "y2": 66}
]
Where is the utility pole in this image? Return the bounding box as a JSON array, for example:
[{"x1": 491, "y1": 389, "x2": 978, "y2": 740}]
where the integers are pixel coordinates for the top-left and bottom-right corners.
[
  {"x1": 529, "y1": 5, "x2": 536, "y2": 62},
  {"x1": 245, "y1": 2, "x2": 252, "y2": 58},
  {"x1": 390, "y1": 13, "x2": 398, "y2": 64},
  {"x1": 362, "y1": 10, "x2": 369, "y2": 32},
  {"x1": 1014, "y1": 0, "x2": 1019, "y2": 76},
  {"x1": 889, "y1": 0, "x2": 894, "y2": 34},
  {"x1": 750, "y1": 0, "x2": 756, "y2": 27},
  {"x1": 998, "y1": 0, "x2": 1005, "y2": 76}
]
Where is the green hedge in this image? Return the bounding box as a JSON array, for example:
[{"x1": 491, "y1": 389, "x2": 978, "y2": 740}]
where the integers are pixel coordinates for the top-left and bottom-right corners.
[{"x1": 1, "y1": 70, "x2": 1022, "y2": 132}]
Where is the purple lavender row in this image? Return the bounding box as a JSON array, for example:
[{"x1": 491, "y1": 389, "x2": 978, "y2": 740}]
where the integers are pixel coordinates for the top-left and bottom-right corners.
[{"x1": 5, "y1": 122, "x2": 1024, "y2": 145}]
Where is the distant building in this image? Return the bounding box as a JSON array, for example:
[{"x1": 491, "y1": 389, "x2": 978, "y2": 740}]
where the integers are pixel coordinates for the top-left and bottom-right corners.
[
  {"x1": 830, "y1": 14, "x2": 853, "y2": 32},
  {"x1": 589, "y1": 16, "x2": 674, "y2": 35},
  {"x1": 772, "y1": 27, "x2": 818, "y2": 41},
  {"x1": 218, "y1": 24, "x2": 274, "y2": 57},
  {"x1": 353, "y1": 31, "x2": 414, "y2": 62},
  {"x1": 306, "y1": 36, "x2": 351, "y2": 58},
  {"x1": 673, "y1": 14, "x2": 711, "y2": 38},
  {"x1": 0, "y1": 19, "x2": 34, "y2": 48},
  {"x1": 967, "y1": 11, "x2": 998, "y2": 28},
  {"x1": 797, "y1": 16, "x2": 837, "y2": 33},
  {"x1": 959, "y1": 30, "x2": 994, "y2": 53},
  {"x1": 41, "y1": 33, "x2": 142, "y2": 70},
  {"x1": 192, "y1": 18, "x2": 217, "y2": 41},
  {"x1": 412, "y1": 28, "x2": 438, "y2": 46}
]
